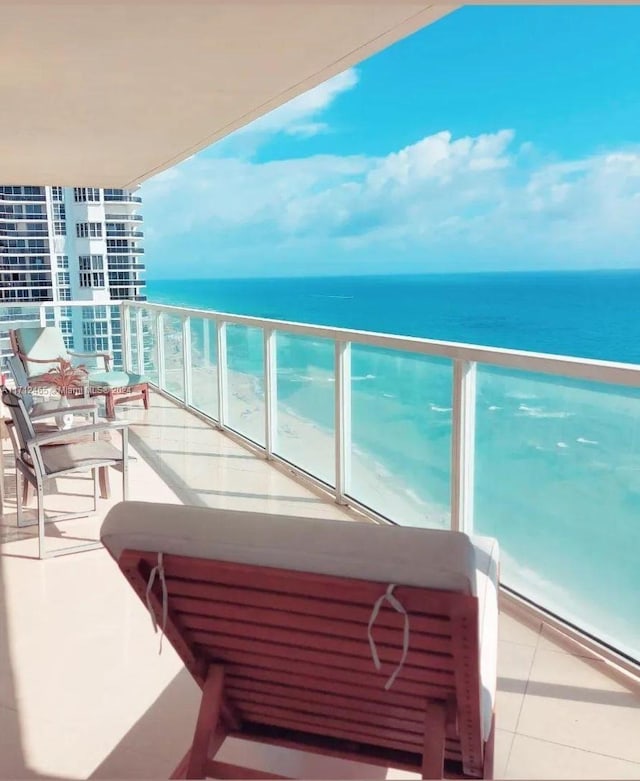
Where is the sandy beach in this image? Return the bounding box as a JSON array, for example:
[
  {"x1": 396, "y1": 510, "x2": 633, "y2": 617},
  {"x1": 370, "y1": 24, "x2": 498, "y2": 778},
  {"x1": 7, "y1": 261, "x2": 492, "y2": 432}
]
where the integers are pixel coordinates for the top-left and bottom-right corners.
[{"x1": 158, "y1": 359, "x2": 450, "y2": 529}]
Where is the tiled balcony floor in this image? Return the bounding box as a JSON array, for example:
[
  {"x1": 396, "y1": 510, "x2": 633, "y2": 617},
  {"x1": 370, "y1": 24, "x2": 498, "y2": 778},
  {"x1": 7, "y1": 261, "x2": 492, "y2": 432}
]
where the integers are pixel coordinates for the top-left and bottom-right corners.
[{"x1": 1, "y1": 393, "x2": 639, "y2": 779}]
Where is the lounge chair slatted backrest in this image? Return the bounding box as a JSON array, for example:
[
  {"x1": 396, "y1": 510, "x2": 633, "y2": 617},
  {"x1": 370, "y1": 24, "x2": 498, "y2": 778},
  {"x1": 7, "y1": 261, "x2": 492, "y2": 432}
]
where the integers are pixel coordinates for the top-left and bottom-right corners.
[{"x1": 101, "y1": 502, "x2": 499, "y2": 780}]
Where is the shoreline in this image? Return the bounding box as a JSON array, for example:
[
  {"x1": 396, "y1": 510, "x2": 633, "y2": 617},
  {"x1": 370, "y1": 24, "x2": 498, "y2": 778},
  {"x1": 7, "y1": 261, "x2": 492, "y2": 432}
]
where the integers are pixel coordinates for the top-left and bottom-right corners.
[{"x1": 184, "y1": 364, "x2": 449, "y2": 529}]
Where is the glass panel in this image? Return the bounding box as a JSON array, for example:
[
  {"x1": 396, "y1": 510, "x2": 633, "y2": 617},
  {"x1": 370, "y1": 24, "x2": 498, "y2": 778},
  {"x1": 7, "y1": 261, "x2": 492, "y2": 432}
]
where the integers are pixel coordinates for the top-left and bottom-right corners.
[
  {"x1": 190, "y1": 317, "x2": 218, "y2": 419},
  {"x1": 162, "y1": 314, "x2": 184, "y2": 400},
  {"x1": 475, "y1": 366, "x2": 640, "y2": 660},
  {"x1": 128, "y1": 307, "x2": 139, "y2": 373},
  {"x1": 348, "y1": 346, "x2": 452, "y2": 527},
  {"x1": 140, "y1": 309, "x2": 158, "y2": 384},
  {"x1": 226, "y1": 324, "x2": 264, "y2": 445},
  {"x1": 274, "y1": 332, "x2": 335, "y2": 485}
]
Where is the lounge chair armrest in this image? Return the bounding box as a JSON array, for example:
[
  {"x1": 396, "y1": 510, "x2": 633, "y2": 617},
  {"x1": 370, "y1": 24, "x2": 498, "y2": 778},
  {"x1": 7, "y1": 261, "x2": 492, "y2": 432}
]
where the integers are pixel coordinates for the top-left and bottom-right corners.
[
  {"x1": 68, "y1": 350, "x2": 112, "y2": 370},
  {"x1": 29, "y1": 401, "x2": 99, "y2": 422},
  {"x1": 28, "y1": 420, "x2": 129, "y2": 448},
  {"x1": 19, "y1": 354, "x2": 65, "y2": 366}
]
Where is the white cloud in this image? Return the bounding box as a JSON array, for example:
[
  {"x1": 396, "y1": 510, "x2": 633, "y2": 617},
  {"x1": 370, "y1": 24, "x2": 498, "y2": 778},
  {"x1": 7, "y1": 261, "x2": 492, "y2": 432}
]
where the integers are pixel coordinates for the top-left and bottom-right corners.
[
  {"x1": 142, "y1": 127, "x2": 640, "y2": 276},
  {"x1": 239, "y1": 68, "x2": 359, "y2": 139}
]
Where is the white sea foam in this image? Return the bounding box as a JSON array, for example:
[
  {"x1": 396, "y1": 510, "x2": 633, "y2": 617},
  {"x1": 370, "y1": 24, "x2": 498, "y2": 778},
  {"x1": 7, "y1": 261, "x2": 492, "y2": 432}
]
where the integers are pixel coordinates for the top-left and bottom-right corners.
[
  {"x1": 488, "y1": 405, "x2": 501, "y2": 411},
  {"x1": 556, "y1": 441, "x2": 568, "y2": 448},
  {"x1": 507, "y1": 392, "x2": 538, "y2": 400},
  {"x1": 383, "y1": 393, "x2": 395, "y2": 399},
  {"x1": 352, "y1": 374, "x2": 376, "y2": 381},
  {"x1": 430, "y1": 404, "x2": 452, "y2": 412},
  {"x1": 517, "y1": 404, "x2": 574, "y2": 418},
  {"x1": 577, "y1": 437, "x2": 598, "y2": 445}
]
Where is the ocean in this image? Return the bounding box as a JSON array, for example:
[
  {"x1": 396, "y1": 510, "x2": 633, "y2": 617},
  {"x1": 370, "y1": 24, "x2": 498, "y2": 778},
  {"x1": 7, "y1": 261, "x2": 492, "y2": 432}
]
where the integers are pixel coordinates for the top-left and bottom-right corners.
[{"x1": 146, "y1": 270, "x2": 640, "y2": 660}]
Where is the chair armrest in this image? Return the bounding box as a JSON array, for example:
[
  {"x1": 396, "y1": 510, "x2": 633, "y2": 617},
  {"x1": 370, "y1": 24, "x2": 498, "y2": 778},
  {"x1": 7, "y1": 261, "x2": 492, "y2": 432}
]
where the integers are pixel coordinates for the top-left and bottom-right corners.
[
  {"x1": 28, "y1": 420, "x2": 129, "y2": 448},
  {"x1": 69, "y1": 350, "x2": 112, "y2": 370},
  {"x1": 19, "y1": 353, "x2": 64, "y2": 366},
  {"x1": 29, "y1": 400, "x2": 98, "y2": 422}
]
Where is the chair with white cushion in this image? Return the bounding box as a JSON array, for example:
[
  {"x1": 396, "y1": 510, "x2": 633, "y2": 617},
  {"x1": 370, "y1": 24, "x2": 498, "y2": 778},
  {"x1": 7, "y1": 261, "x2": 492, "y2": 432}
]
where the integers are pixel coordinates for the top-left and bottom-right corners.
[{"x1": 101, "y1": 502, "x2": 499, "y2": 779}]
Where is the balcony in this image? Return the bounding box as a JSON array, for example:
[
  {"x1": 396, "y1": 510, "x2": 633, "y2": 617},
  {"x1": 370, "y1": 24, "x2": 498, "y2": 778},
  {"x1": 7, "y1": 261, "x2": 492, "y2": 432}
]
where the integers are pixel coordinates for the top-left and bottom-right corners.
[
  {"x1": 105, "y1": 229, "x2": 144, "y2": 238},
  {"x1": 103, "y1": 193, "x2": 143, "y2": 203},
  {"x1": 105, "y1": 213, "x2": 144, "y2": 222},
  {"x1": 0, "y1": 191, "x2": 46, "y2": 202},
  {"x1": 1, "y1": 300, "x2": 639, "y2": 779},
  {"x1": 0, "y1": 228, "x2": 49, "y2": 238}
]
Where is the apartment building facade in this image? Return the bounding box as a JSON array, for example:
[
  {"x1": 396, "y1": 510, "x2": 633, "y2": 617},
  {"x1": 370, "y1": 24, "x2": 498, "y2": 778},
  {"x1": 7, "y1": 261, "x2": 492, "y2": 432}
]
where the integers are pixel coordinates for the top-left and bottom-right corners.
[{"x1": 0, "y1": 185, "x2": 146, "y2": 368}]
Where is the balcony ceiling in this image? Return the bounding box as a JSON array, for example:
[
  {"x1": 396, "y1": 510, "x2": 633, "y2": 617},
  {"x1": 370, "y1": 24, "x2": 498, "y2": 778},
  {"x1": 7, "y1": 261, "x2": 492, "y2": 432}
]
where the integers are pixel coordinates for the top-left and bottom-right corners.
[{"x1": 0, "y1": 1, "x2": 457, "y2": 188}]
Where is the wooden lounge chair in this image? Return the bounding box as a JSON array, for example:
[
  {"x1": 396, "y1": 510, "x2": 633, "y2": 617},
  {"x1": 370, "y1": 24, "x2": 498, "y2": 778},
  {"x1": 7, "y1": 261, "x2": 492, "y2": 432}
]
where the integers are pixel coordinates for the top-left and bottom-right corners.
[{"x1": 101, "y1": 502, "x2": 499, "y2": 780}]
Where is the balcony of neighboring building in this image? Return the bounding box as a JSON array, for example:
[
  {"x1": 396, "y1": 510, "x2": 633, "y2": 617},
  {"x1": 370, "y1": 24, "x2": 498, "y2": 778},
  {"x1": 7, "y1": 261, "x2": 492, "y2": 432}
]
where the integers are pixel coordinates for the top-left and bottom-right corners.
[
  {"x1": 0, "y1": 187, "x2": 47, "y2": 203},
  {"x1": 103, "y1": 189, "x2": 143, "y2": 203},
  {"x1": 105, "y1": 213, "x2": 144, "y2": 222}
]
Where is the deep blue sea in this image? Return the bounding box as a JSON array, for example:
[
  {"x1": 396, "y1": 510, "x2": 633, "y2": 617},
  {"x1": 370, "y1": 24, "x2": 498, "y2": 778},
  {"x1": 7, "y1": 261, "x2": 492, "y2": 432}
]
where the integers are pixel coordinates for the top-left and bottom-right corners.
[{"x1": 146, "y1": 271, "x2": 640, "y2": 659}]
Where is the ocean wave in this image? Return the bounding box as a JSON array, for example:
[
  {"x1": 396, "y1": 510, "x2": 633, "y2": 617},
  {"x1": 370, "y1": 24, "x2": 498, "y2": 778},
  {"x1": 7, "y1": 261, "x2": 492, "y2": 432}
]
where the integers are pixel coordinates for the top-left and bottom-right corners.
[
  {"x1": 488, "y1": 405, "x2": 501, "y2": 411},
  {"x1": 506, "y1": 392, "x2": 538, "y2": 400},
  {"x1": 383, "y1": 393, "x2": 395, "y2": 399},
  {"x1": 556, "y1": 441, "x2": 568, "y2": 448},
  {"x1": 352, "y1": 374, "x2": 376, "y2": 381},
  {"x1": 518, "y1": 404, "x2": 574, "y2": 418},
  {"x1": 430, "y1": 404, "x2": 452, "y2": 413},
  {"x1": 576, "y1": 437, "x2": 598, "y2": 445},
  {"x1": 310, "y1": 294, "x2": 354, "y2": 300}
]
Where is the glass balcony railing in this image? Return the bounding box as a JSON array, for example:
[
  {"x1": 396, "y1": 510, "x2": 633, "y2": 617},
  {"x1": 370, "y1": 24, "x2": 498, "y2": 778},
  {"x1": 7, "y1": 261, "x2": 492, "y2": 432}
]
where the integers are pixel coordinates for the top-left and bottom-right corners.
[
  {"x1": 104, "y1": 213, "x2": 143, "y2": 222},
  {"x1": 122, "y1": 299, "x2": 640, "y2": 664},
  {"x1": 102, "y1": 193, "x2": 142, "y2": 203},
  {"x1": 2, "y1": 298, "x2": 638, "y2": 665}
]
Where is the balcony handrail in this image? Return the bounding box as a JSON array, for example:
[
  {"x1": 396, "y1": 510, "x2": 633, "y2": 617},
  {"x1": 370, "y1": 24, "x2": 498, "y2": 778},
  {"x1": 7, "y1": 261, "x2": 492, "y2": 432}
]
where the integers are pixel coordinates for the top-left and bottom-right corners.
[{"x1": 122, "y1": 299, "x2": 640, "y2": 388}]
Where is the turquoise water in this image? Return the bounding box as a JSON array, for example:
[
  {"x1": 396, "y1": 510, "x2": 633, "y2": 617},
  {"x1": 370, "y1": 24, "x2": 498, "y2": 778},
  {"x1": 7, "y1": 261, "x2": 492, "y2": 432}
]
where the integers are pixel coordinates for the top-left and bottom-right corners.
[{"x1": 146, "y1": 271, "x2": 640, "y2": 660}]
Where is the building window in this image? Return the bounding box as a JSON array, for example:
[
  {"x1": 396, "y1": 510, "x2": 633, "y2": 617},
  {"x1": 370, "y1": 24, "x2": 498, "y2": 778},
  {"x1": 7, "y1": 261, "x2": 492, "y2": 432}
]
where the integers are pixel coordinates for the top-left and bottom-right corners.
[
  {"x1": 79, "y1": 254, "x2": 103, "y2": 271},
  {"x1": 51, "y1": 186, "x2": 64, "y2": 201},
  {"x1": 54, "y1": 221, "x2": 66, "y2": 236},
  {"x1": 76, "y1": 222, "x2": 102, "y2": 238},
  {"x1": 57, "y1": 272, "x2": 70, "y2": 286},
  {"x1": 57, "y1": 254, "x2": 69, "y2": 269},
  {"x1": 83, "y1": 321, "x2": 109, "y2": 337},
  {"x1": 74, "y1": 187, "x2": 100, "y2": 202},
  {"x1": 58, "y1": 288, "x2": 71, "y2": 301},
  {"x1": 60, "y1": 320, "x2": 73, "y2": 334},
  {"x1": 79, "y1": 271, "x2": 105, "y2": 288}
]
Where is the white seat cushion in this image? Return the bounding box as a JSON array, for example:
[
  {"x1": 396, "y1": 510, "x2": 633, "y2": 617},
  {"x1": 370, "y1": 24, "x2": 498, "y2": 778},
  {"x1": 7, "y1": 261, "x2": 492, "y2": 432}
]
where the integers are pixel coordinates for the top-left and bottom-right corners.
[{"x1": 101, "y1": 501, "x2": 498, "y2": 740}]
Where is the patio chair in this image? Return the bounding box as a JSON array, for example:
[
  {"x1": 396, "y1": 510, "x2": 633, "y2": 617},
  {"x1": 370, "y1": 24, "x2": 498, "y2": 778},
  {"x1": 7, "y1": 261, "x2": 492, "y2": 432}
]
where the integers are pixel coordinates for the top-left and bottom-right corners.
[
  {"x1": 2, "y1": 386, "x2": 130, "y2": 559},
  {"x1": 10, "y1": 326, "x2": 150, "y2": 419},
  {"x1": 101, "y1": 502, "x2": 499, "y2": 779}
]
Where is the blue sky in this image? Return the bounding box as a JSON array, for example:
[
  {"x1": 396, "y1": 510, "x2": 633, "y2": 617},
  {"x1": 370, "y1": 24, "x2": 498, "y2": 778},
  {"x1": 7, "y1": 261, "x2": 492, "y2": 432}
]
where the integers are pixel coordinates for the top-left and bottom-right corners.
[{"x1": 142, "y1": 6, "x2": 640, "y2": 279}]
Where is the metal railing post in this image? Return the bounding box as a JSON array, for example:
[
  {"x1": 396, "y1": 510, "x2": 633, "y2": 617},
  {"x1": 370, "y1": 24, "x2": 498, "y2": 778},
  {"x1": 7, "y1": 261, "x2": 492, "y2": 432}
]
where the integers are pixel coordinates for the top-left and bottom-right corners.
[
  {"x1": 182, "y1": 315, "x2": 192, "y2": 407},
  {"x1": 264, "y1": 328, "x2": 278, "y2": 457},
  {"x1": 121, "y1": 302, "x2": 132, "y2": 372},
  {"x1": 335, "y1": 340, "x2": 352, "y2": 503},
  {"x1": 216, "y1": 321, "x2": 228, "y2": 428},
  {"x1": 135, "y1": 307, "x2": 144, "y2": 376},
  {"x1": 156, "y1": 312, "x2": 166, "y2": 390},
  {"x1": 450, "y1": 359, "x2": 477, "y2": 533}
]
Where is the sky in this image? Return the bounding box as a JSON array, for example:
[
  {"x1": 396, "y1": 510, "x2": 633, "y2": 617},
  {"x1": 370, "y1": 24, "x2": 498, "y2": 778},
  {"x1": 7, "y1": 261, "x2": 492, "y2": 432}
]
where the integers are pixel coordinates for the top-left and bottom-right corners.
[{"x1": 141, "y1": 6, "x2": 640, "y2": 279}]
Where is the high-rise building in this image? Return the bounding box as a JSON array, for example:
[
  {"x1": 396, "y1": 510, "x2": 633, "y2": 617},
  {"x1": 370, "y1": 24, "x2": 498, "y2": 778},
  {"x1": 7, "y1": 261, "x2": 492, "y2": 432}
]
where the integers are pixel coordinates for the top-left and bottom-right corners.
[{"x1": 0, "y1": 185, "x2": 146, "y2": 368}]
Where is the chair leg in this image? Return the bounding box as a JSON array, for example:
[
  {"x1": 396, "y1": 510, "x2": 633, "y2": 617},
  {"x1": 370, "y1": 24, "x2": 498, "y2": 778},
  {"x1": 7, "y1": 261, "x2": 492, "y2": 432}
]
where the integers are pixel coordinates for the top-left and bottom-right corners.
[
  {"x1": 22, "y1": 476, "x2": 32, "y2": 507},
  {"x1": 99, "y1": 466, "x2": 111, "y2": 499},
  {"x1": 122, "y1": 428, "x2": 129, "y2": 501},
  {"x1": 186, "y1": 666, "x2": 226, "y2": 779},
  {"x1": 422, "y1": 699, "x2": 446, "y2": 780},
  {"x1": 142, "y1": 385, "x2": 150, "y2": 409},
  {"x1": 37, "y1": 479, "x2": 45, "y2": 560},
  {"x1": 16, "y1": 470, "x2": 24, "y2": 527},
  {"x1": 93, "y1": 468, "x2": 99, "y2": 511},
  {"x1": 105, "y1": 391, "x2": 115, "y2": 420}
]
